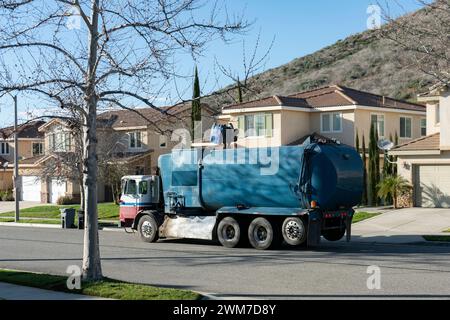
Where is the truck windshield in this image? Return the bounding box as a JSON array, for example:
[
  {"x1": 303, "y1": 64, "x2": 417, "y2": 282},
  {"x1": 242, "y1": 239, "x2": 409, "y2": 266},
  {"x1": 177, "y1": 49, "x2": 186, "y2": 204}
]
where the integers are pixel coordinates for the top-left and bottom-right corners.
[{"x1": 125, "y1": 179, "x2": 137, "y2": 195}]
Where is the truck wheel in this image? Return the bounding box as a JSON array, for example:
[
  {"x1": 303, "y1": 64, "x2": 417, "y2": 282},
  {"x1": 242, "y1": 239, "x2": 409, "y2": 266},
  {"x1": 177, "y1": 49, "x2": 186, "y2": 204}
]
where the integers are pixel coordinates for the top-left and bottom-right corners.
[
  {"x1": 322, "y1": 228, "x2": 346, "y2": 242},
  {"x1": 217, "y1": 217, "x2": 241, "y2": 248},
  {"x1": 248, "y1": 217, "x2": 279, "y2": 250},
  {"x1": 138, "y1": 215, "x2": 159, "y2": 243},
  {"x1": 282, "y1": 217, "x2": 307, "y2": 246}
]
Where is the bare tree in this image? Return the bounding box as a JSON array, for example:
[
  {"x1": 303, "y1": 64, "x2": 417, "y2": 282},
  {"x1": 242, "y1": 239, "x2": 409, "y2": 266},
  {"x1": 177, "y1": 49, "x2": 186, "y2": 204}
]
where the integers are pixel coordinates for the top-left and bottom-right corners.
[
  {"x1": 0, "y1": 0, "x2": 248, "y2": 281},
  {"x1": 378, "y1": 0, "x2": 450, "y2": 87}
]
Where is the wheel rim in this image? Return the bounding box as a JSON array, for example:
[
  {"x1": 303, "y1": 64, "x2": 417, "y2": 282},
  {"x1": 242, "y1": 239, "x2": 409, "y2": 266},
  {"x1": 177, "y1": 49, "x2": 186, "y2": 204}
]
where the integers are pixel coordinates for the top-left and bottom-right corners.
[
  {"x1": 285, "y1": 220, "x2": 303, "y2": 241},
  {"x1": 254, "y1": 226, "x2": 268, "y2": 242},
  {"x1": 142, "y1": 221, "x2": 153, "y2": 238},
  {"x1": 223, "y1": 225, "x2": 236, "y2": 240}
]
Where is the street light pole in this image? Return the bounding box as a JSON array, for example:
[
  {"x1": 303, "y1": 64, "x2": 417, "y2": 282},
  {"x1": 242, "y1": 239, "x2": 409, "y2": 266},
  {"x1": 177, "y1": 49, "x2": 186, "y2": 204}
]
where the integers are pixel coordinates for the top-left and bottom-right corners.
[{"x1": 12, "y1": 95, "x2": 19, "y2": 222}]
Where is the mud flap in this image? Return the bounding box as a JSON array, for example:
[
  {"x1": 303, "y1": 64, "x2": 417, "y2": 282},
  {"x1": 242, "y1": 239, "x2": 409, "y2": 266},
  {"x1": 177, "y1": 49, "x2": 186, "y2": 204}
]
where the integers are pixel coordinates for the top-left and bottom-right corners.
[
  {"x1": 307, "y1": 214, "x2": 321, "y2": 247},
  {"x1": 346, "y1": 215, "x2": 352, "y2": 242}
]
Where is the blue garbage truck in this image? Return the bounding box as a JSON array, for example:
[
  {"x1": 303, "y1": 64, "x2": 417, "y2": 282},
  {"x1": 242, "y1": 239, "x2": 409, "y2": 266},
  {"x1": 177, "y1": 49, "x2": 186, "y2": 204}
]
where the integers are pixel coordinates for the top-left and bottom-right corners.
[{"x1": 119, "y1": 136, "x2": 363, "y2": 249}]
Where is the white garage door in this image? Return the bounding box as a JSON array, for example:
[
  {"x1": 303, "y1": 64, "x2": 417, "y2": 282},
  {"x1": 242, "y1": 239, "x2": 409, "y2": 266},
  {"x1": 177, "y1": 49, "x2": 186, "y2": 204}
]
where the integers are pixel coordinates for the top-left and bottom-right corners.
[
  {"x1": 415, "y1": 165, "x2": 450, "y2": 208},
  {"x1": 21, "y1": 176, "x2": 41, "y2": 202},
  {"x1": 50, "y1": 179, "x2": 67, "y2": 204}
]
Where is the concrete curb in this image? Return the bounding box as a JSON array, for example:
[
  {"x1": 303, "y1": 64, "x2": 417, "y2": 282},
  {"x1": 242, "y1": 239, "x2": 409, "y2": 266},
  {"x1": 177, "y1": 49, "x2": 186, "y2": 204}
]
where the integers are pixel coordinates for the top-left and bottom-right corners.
[{"x1": 0, "y1": 222, "x2": 61, "y2": 229}]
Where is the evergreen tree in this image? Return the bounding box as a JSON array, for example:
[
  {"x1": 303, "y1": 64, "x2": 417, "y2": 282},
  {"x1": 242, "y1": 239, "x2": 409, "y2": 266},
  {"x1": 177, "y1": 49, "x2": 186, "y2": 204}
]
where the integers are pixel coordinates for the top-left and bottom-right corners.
[
  {"x1": 237, "y1": 77, "x2": 243, "y2": 103},
  {"x1": 361, "y1": 135, "x2": 368, "y2": 206},
  {"x1": 191, "y1": 66, "x2": 201, "y2": 140},
  {"x1": 368, "y1": 123, "x2": 378, "y2": 206},
  {"x1": 355, "y1": 130, "x2": 360, "y2": 154},
  {"x1": 394, "y1": 131, "x2": 399, "y2": 175},
  {"x1": 374, "y1": 126, "x2": 380, "y2": 205}
]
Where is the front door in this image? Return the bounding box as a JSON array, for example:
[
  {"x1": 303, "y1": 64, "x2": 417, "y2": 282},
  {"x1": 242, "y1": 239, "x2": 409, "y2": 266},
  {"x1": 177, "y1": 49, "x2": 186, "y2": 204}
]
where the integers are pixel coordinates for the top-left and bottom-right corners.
[{"x1": 120, "y1": 178, "x2": 139, "y2": 219}]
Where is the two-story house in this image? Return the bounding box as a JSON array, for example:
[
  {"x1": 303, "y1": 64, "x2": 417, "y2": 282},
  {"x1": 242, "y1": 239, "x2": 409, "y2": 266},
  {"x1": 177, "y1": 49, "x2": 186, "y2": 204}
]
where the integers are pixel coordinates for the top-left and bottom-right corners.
[
  {"x1": 390, "y1": 85, "x2": 450, "y2": 208},
  {"x1": 16, "y1": 102, "x2": 216, "y2": 204},
  {"x1": 218, "y1": 85, "x2": 426, "y2": 150},
  {"x1": 0, "y1": 120, "x2": 46, "y2": 196}
]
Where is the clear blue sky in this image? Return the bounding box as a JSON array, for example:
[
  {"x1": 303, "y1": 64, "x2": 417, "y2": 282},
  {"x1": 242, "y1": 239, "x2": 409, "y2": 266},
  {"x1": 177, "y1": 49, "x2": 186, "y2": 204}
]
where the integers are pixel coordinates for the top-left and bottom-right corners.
[{"x1": 0, "y1": 0, "x2": 424, "y2": 127}]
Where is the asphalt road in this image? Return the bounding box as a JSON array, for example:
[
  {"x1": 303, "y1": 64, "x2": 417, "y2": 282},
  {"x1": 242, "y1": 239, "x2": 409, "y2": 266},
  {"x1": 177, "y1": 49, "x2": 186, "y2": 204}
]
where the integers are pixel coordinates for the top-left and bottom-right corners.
[{"x1": 1, "y1": 225, "x2": 450, "y2": 299}]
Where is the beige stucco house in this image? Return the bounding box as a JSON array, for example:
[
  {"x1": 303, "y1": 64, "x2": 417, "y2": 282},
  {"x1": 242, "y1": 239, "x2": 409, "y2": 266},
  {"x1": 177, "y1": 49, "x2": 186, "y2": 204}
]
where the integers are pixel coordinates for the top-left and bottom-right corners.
[
  {"x1": 0, "y1": 121, "x2": 45, "y2": 196},
  {"x1": 390, "y1": 85, "x2": 450, "y2": 208},
  {"x1": 219, "y1": 85, "x2": 426, "y2": 149}
]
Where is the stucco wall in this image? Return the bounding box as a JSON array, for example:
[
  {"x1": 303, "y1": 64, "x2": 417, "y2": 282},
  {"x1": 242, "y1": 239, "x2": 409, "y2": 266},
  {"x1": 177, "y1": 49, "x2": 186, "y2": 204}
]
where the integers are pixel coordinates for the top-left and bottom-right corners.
[
  {"x1": 310, "y1": 110, "x2": 355, "y2": 146},
  {"x1": 439, "y1": 93, "x2": 450, "y2": 150},
  {"x1": 354, "y1": 109, "x2": 425, "y2": 147},
  {"x1": 0, "y1": 170, "x2": 12, "y2": 191},
  {"x1": 396, "y1": 152, "x2": 450, "y2": 183}
]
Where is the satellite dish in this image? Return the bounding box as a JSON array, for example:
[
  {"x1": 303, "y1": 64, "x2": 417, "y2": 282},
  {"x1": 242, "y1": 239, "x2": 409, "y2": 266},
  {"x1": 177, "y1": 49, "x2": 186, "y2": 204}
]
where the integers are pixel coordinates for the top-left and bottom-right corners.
[{"x1": 377, "y1": 139, "x2": 394, "y2": 151}]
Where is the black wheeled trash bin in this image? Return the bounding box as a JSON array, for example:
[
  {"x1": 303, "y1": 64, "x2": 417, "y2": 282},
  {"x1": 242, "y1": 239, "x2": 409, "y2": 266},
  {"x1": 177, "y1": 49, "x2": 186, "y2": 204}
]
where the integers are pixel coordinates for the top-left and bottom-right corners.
[{"x1": 60, "y1": 208, "x2": 75, "y2": 229}]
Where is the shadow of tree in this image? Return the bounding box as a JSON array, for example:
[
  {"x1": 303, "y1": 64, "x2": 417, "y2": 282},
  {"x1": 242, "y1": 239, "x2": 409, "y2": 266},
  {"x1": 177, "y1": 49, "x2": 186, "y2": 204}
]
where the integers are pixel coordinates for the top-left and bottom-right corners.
[{"x1": 419, "y1": 183, "x2": 450, "y2": 208}]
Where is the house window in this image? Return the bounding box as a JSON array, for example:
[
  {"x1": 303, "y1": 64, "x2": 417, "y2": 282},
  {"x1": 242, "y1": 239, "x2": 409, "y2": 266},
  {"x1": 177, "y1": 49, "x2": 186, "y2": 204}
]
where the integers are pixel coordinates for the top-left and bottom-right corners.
[
  {"x1": 237, "y1": 114, "x2": 273, "y2": 138},
  {"x1": 400, "y1": 117, "x2": 412, "y2": 138},
  {"x1": 371, "y1": 114, "x2": 385, "y2": 137},
  {"x1": 420, "y1": 118, "x2": 426, "y2": 136},
  {"x1": 159, "y1": 135, "x2": 167, "y2": 148},
  {"x1": 129, "y1": 131, "x2": 142, "y2": 149},
  {"x1": 32, "y1": 142, "x2": 43, "y2": 156},
  {"x1": 0, "y1": 142, "x2": 9, "y2": 155},
  {"x1": 321, "y1": 112, "x2": 342, "y2": 133},
  {"x1": 49, "y1": 132, "x2": 71, "y2": 152}
]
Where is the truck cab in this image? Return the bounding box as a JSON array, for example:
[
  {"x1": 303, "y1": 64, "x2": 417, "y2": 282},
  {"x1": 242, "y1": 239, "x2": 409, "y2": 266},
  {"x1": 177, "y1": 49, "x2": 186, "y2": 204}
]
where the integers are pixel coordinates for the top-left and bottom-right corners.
[{"x1": 119, "y1": 175, "x2": 160, "y2": 227}]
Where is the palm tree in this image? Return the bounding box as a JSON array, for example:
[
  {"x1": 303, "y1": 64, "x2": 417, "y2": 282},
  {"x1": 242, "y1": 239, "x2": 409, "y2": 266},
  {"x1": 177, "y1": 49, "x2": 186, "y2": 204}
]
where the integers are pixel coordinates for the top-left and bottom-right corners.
[{"x1": 377, "y1": 175, "x2": 412, "y2": 209}]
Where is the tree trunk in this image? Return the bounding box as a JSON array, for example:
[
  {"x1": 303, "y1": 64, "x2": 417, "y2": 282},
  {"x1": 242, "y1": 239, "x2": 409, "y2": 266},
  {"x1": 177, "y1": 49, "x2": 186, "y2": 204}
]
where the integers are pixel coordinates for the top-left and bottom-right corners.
[{"x1": 82, "y1": 0, "x2": 102, "y2": 281}]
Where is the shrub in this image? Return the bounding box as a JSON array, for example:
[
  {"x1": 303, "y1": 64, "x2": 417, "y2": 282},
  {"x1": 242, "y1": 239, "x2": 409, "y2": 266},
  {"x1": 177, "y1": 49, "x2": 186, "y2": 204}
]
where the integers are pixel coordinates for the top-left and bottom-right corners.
[
  {"x1": 1, "y1": 189, "x2": 14, "y2": 201},
  {"x1": 56, "y1": 195, "x2": 77, "y2": 205}
]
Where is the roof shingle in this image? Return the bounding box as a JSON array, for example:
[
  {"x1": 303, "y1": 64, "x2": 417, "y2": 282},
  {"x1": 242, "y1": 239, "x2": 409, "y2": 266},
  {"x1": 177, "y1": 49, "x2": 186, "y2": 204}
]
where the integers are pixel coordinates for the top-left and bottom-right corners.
[
  {"x1": 223, "y1": 85, "x2": 426, "y2": 112},
  {"x1": 391, "y1": 133, "x2": 440, "y2": 151}
]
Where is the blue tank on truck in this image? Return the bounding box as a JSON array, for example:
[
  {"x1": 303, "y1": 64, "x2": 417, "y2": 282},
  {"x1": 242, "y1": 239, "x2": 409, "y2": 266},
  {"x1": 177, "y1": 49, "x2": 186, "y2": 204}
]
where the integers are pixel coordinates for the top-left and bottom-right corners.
[
  {"x1": 122, "y1": 137, "x2": 364, "y2": 250},
  {"x1": 159, "y1": 143, "x2": 363, "y2": 211}
]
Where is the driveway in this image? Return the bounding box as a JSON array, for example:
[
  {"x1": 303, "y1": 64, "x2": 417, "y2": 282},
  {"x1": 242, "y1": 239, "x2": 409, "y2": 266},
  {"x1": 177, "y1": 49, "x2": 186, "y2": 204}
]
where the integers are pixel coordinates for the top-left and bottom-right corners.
[
  {"x1": 352, "y1": 208, "x2": 450, "y2": 244},
  {"x1": 0, "y1": 201, "x2": 42, "y2": 214}
]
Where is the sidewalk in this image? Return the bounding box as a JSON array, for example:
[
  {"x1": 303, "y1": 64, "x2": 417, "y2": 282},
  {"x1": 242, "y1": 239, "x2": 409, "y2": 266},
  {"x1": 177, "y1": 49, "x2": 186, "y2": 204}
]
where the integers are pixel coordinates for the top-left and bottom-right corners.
[
  {"x1": 351, "y1": 207, "x2": 450, "y2": 244},
  {"x1": 0, "y1": 282, "x2": 108, "y2": 300}
]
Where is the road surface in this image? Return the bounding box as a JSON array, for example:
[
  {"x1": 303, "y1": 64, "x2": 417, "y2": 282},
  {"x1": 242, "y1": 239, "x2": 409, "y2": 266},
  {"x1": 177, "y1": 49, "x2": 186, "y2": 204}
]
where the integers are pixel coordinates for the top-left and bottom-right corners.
[{"x1": 0, "y1": 225, "x2": 449, "y2": 299}]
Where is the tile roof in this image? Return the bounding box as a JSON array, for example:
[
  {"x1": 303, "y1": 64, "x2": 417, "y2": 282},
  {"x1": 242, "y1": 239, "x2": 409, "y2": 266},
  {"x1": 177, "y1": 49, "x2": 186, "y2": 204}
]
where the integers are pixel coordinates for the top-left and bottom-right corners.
[
  {"x1": 223, "y1": 85, "x2": 426, "y2": 112},
  {"x1": 18, "y1": 155, "x2": 47, "y2": 165},
  {"x1": 97, "y1": 103, "x2": 216, "y2": 129},
  {"x1": 391, "y1": 133, "x2": 440, "y2": 151},
  {"x1": 0, "y1": 120, "x2": 46, "y2": 139}
]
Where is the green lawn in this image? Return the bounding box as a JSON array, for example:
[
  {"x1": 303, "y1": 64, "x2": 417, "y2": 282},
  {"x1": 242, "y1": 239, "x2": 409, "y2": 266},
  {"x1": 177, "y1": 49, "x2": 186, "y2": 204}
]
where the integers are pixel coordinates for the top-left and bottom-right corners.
[
  {"x1": 0, "y1": 269, "x2": 201, "y2": 300},
  {"x1": 444, "y1": 229, "x2": 450, "y2": 233},
  {"x1": 352, "y1": 211, "x2": 381, "y2": 224},
  {"x1": 423, "y1": 235, "x2": 450, "y2": 242},
  {"x1": 0, "y1": 202, "x2": 119, "y2": 220}
]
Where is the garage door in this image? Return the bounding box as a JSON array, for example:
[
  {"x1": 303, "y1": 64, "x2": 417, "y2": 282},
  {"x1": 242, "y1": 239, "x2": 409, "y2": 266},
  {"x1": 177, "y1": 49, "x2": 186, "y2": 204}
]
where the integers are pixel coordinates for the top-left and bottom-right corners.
[
  {"x1": 50, "y1": 179, "x2": 67, "y2": 204},
  {"x1": 21, "y1": 176, "x2": 41, "y2": 202},
  {"x1": 415, "y1": 165, "x2": 450, "y2": 208}
]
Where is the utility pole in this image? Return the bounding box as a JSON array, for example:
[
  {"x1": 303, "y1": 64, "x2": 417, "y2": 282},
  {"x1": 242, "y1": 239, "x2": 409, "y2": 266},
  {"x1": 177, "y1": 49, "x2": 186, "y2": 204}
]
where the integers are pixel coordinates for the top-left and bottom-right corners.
[{"x1": 12, "y1": 95, "x2": 19, "y2": 222}]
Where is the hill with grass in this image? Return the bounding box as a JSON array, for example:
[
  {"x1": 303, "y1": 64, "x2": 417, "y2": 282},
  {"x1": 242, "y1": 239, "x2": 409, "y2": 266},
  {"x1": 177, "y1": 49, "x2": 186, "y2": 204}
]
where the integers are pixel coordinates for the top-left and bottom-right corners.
[{"x1": 206, "y1": 7, "x2": 434, "y2": 109}]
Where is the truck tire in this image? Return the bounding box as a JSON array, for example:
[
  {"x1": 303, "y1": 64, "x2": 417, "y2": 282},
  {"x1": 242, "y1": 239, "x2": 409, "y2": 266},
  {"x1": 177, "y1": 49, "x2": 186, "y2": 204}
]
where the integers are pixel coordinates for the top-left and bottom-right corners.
[
  {"x1": 322, "y1": 227, "x2": 346, "y2": 242},
  {"x1": 138, "y1": 214, "x2": 159, "y2": 243},
  {"x1": 248, "y1": 217, "x2": 280, "y2": 250},
  {"x1": 217, "y1": 217, "x2": 241, "y2": 248},
  {"x1": 282, "y1": 217, "x2": 307, "y2": 246}
]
